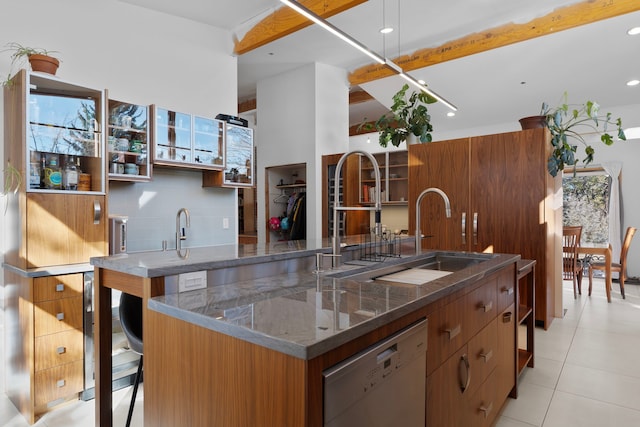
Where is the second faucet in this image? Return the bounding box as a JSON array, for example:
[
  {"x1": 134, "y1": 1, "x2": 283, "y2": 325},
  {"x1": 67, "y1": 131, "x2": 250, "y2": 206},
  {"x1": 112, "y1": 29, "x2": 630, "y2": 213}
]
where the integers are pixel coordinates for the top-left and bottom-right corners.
[{"x1": 176, "y1": 208, "x2": 190, "y2": 251}]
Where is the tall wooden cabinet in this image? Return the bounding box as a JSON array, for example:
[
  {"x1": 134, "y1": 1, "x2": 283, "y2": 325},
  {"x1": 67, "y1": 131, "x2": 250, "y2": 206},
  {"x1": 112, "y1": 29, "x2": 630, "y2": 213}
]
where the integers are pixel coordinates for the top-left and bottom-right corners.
[
  {"x1": 409, "y1": 129, "x2": 561, "y2": 329},
  {"x1": 3, "y1": 70, "x2": 108, "y2": 423}
]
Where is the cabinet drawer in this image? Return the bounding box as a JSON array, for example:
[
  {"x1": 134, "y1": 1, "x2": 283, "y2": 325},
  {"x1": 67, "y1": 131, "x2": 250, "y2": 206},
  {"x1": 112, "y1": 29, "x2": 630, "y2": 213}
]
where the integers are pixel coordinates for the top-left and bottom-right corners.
[
  {"x1": 34, "y1": 360, "x2": 84, "y2": 407},
  {"x1": 467, "y1": 371, "x2": 498, "y2": 427},
  {"x1": 427, "y1": 295, "x2": 466, "y2": 374},
  {"x1": 496, "y1": 267, "x2": 516, "y2": 313},
  {"x1": 34, "y1": 296, "x2": 83, "y2": 337},
  {"x1": 467, "y1": 318, "x2": 497, "y2": 396},
  {"x1": 465, "y1": 278, "x2": 497, "y2": 338},
  {"x1": 35, "y1": 329, "x2": 84, "y2": 372},
  {"x1": 33, "y1": 274, "x2": 84, "y2": 303}
]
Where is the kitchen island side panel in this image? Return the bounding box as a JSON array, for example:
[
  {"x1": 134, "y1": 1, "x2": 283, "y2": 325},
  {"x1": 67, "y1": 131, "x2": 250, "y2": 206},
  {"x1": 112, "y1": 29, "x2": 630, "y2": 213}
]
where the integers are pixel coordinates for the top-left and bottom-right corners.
[{"x1": 145, "y1": 308, "x2": 308, "y2": 427}]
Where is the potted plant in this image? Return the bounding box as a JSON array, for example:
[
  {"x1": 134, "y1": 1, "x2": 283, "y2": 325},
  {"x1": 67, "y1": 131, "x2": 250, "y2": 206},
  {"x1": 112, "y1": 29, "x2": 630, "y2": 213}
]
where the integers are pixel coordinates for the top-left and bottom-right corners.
[
  {"x1": 2, "y1": 42, "x2": 60, "y2": 85},
  {"x1": 360, "y1": 84, "x2": 437, "y2": 147},
  {"x1": 536, "y1": 93, "x2": 626, "y2": 177}
]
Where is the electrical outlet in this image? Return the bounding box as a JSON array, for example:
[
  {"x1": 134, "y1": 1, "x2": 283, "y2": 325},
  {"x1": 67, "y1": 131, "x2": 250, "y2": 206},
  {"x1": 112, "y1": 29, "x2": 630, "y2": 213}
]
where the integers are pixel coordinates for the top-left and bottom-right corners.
[
  {"x1": 223, "y1": 217, "x2": 229, "y2": 229},
  {"x1": 178, "y1": 271, "x2": 207, "y2": 293}
]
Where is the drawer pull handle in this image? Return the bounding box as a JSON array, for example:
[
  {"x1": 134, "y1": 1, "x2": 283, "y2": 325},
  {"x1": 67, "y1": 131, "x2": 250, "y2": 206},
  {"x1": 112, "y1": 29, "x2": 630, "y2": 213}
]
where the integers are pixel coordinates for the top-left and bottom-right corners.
[
  {"x1": 56, "y1": 284, "x2": 65, "y2": 292},
  {"x1": 479, "y1": 349, "x2": 493, "y2": 363},
  {"x1": 56, "y1": 379, "x2": 66, "y2": 388},
  {"x1": 479, "y1": 401, "x2": 493, "y2": 418},
  {"x1": 56, "y1": 312, "x2": 65, "y2": 321},
  {"x1": 480, "y1": 301, "x2": 493, "y2": 313},
  {"x1": 445, "y1": 324, "x2": 461, "y2": 341},
  {"x1": 502, "y1": 286, "x2": 514, "y2": 296},
  {"x1": 459, "y1": 354, "x2": 471, "y2": 393},
  {"x1": 503, "y1": 312, "x2": 513, "y2": 323},
  {"x1": 56, "y1": 346, "x2": 66, "y2": 355}
]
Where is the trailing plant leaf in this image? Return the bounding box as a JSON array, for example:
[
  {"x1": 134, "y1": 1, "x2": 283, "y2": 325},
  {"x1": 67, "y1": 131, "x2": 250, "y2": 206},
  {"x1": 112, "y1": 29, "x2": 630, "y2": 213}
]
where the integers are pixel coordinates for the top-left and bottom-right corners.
[
  {"x1": 361, "y1": 84, "x2": 436, "y2": 147},
  {"x1": 541, "y1": 92, "x2": 625, "y2": 177}
]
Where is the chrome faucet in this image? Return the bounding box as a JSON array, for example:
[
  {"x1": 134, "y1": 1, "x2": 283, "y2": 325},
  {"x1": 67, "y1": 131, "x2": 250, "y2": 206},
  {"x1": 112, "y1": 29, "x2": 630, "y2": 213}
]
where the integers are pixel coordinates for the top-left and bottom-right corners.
[
  {"x1": 332, "y1": 150, "x2": 382, "y2": 268},
  {"x1": 415, "y1": 188, "x2": 451, "y2": 255},
  {"x1": 176, "y1": 208, "x2": 190, "y2": 251}
]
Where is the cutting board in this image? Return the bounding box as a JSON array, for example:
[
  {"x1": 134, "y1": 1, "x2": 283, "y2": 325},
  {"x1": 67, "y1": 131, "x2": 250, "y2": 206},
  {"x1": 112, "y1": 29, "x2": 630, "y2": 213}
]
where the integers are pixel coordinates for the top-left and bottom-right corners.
[{"x1": 375, "y1": 268, "x2": 452, "y2": 285}]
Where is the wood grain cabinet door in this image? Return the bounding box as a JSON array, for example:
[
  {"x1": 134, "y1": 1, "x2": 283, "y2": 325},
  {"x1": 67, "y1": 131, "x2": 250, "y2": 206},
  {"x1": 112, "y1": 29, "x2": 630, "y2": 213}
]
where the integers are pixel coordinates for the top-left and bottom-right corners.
[
  {"x1": 26, "y1": 193, "x2": 107, "y2": 267},
  {"x1": 409, "y1": 138, "x2": 471, "y2": 252}
]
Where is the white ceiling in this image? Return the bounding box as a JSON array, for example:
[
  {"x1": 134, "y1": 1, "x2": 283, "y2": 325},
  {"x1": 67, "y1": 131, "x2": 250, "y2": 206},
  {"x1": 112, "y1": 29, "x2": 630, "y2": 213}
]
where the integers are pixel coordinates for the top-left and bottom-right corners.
[{"x1": 119, "y1": 0, "x2": 640, "y2": 133}]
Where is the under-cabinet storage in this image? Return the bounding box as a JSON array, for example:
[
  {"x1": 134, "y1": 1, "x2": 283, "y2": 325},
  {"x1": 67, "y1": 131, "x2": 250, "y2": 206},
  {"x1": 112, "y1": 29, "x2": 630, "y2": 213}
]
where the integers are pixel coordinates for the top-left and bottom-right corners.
[
  {"x1": 153, "y1": 106, "x2": 225, "y2": 170},
  {"x1": 107, "y1": 100, "x2": 151, "y2": 181},
  {"x1": 426, "y1": 266, "x2": 516, "y2": 427},
  {"x1": 3, "y1": 271, "x2": 86, "y2": 423}
]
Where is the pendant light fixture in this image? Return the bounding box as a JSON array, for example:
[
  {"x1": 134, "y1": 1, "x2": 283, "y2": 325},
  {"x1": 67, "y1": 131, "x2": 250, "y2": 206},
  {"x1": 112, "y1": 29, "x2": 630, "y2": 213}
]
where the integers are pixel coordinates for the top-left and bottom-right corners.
[{"x1": 279, "y1": 0, "x2": 457, "y2": 111}]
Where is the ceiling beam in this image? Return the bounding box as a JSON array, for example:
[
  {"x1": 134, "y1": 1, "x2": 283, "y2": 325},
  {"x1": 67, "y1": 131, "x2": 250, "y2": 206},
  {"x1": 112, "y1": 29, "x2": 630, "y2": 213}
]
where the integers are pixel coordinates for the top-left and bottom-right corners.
[
  {"x1": 349, "y1": 0, "x2": 640, "y2": 85},
  {"x1": 239, "y1": 89, "x2": 374, "y2": 113},
  {"x1": 234, "y1": 0, "x2": 368, "y2": 55}
]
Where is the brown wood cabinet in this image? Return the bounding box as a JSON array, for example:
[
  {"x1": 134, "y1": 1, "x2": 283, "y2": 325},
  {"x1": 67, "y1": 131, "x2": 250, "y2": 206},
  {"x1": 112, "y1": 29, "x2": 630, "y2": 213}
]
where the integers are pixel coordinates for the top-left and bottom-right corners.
[
  {"x1": 426, "y1": 266, "x2": 515, "y2": 427},
  {"x1": 409, "y1": 129, "x2": 561, "y2": 329},
  {"x1": 3, "y1": 70, "x2": 108, "y2": 423},
  {"x1": 4, "y1": 272, "x2": 85, "y2": 423}
]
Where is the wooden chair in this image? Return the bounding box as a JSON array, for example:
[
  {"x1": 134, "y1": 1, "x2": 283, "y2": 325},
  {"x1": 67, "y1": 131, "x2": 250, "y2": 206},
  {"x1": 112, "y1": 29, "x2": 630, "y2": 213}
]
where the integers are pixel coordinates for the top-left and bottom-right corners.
[
  {"x1": 563, "y1": 226, "x2": 583, "y2": 299},
  {"x1": 589, "y1": 226, "x2": 637, "y2": 301}
]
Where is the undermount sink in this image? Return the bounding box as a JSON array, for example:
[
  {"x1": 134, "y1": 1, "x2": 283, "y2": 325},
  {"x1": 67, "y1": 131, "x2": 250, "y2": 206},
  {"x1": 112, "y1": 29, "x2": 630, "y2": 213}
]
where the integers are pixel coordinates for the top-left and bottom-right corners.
[{"x1": 330, "y1": 252, "x2": 495, "y2": 286}]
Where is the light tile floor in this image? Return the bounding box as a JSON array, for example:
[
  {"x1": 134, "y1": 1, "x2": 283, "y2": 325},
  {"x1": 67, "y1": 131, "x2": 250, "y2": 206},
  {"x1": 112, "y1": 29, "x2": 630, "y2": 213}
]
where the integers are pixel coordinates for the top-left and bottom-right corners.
[
  {"x1": 496, "y1": 277, "x2": 640, "y2": 427},
  {"x1": 1, "y1": 277, "x2": 639, "y2": 426}
]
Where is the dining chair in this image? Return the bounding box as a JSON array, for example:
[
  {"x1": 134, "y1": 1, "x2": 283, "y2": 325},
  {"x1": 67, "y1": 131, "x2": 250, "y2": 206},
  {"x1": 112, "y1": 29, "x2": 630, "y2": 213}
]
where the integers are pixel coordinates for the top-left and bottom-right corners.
[
  {"x1": 589, "y1": 226, "x2": 637, "y2": 301},
  {"x1": 562, "y1": 226, "x2": 583, "y2": 299}
]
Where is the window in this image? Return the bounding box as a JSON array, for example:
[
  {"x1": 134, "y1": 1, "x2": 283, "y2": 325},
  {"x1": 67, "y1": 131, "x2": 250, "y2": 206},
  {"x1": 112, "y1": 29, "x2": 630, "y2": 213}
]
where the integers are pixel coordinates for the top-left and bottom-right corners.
[{"x1": 562, "y1": 170, "x2": 611, "y2": 246}]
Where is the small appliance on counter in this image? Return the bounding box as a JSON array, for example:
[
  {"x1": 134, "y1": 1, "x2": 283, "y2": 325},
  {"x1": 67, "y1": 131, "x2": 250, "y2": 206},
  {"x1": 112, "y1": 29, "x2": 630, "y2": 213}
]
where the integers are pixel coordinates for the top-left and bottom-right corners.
[{"x1": 109, "y1": 214, "x2": 128, "y2": 254}]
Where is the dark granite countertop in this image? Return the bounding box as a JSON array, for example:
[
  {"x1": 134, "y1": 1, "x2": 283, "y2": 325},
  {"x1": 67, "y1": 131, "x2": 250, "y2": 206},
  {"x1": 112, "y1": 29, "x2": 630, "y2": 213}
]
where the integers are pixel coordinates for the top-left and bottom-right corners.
[{"x1": 145, "y1": 249, "x2": 520, "y2": 360}]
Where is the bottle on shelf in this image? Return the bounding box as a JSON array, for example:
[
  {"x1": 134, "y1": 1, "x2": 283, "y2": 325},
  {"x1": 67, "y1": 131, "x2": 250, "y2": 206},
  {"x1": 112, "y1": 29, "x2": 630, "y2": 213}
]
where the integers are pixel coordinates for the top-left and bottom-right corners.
[
  {"x1": 62, "y1": 155, "x2": 78, "y2": 191},
  {"x1": 43, "y1": 154, "x2": 62, "y2": 190}
]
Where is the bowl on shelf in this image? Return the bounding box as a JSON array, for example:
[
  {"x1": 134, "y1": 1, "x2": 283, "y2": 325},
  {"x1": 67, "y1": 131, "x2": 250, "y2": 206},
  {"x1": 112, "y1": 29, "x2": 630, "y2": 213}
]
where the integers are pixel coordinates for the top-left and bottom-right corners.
[
  {"x1": 124, "y1": 163, "x2": 139, "y2": 175},
  {"x1": 116, "y1": 138, "x2": 130, "y2": 151}
]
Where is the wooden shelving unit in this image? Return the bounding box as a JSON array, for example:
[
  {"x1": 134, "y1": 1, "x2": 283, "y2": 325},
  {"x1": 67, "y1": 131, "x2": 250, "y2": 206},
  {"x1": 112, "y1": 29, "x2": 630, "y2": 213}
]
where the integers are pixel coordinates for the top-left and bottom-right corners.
[{"x1": 513, "y1": 259, "x2": 536, "y2": 398}]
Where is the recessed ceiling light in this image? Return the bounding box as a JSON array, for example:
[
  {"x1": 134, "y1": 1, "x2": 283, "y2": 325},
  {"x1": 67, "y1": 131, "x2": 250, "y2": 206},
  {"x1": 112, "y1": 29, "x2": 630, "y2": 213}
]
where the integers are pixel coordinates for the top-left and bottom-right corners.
[
  {"x1": 418, "y1": 79, "x2": 426, "y2": 85},
  {"x1": 447, "y1": 112, "x2": 455, "y2": 117},
  {"x1": 627, "y1": 79, "x2": 640, "y2": 86},
  {"x1": 380, "y1": 27, "x2": 393, "y2": 34},
  {"x1": 627, "y1": 27, "x2": 640, "y2": 35}
]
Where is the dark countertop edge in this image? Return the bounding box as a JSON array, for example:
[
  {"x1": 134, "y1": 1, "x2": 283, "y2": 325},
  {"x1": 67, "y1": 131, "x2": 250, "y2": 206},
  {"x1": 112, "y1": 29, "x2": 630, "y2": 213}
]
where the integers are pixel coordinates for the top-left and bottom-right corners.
[
  {"x1": 2, "y1": 262, "x2": 94, "y2": 277},
  {"x1": 148, "y1": 252, "x2": 520, "y2": 360},
  {"x1": 90, "y1": 247, "x2": 329, "y2": 278}
]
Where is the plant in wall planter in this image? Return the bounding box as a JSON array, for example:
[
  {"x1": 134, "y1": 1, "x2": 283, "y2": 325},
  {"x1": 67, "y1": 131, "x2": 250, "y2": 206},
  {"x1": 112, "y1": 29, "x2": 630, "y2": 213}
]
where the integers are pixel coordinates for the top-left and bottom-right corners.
[
  {"x1": 359, "y1": 84, "x2": 437, "y2": 147},
  {"x1": 534, "y1": 93, "x2": 626, "y2": 177},
  {"x1": 1, "y1": 42, "x2": 60, "y2": 86}
]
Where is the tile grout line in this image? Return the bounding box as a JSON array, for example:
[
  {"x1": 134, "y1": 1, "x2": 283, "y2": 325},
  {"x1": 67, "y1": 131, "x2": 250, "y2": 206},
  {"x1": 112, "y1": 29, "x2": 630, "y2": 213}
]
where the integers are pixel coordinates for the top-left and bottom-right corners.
[{"x1": 539, "y1": 292, "x2": 588, "y2": 427}]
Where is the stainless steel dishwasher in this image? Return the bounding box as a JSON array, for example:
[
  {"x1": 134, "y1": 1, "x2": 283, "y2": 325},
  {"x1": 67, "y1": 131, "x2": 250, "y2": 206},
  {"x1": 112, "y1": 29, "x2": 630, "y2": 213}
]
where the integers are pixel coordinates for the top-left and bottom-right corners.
[{"x1": 323, "y1": 319, "x2": 428, "y2": 427}]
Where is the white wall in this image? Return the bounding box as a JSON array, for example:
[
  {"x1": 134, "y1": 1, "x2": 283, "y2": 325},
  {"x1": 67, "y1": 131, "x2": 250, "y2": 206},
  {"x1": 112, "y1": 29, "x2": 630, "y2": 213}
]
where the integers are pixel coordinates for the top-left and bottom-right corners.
[
  {"x1": 0, "y1": 0, "x2": 238, "y2": 253},
  {"x1": 256, "y1": 62, "x2": 349, "y2": 243}
]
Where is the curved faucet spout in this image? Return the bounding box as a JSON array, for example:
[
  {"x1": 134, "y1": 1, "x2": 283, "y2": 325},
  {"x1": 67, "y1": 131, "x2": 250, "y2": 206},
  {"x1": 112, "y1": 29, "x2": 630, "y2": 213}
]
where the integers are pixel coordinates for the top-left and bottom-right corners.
[
  {"x1": 176, "y1": 208, "x2": 191, "y2": 251},
  {"x1": 415, "y1": 188, "x2": 451, "y2": 255},
  {"x1": 332, "y1": 150, "x2": 382, "y2": 268}
]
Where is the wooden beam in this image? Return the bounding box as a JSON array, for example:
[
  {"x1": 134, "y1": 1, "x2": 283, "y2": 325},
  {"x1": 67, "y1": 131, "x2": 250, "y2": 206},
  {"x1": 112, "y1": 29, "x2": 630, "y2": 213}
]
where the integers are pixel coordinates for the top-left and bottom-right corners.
[
  {"x1": 238, "y1": 98, "x2": 256, "y2": 113},
  {"x1": 349, "y1": 90, "x2": 374, "y2": 104},
  {"x1": 349, "y1": 0, "x2": 640, "y2": 85},
  {"x1": 234, "y1": 0, "x2": 368, "y2": 55}
]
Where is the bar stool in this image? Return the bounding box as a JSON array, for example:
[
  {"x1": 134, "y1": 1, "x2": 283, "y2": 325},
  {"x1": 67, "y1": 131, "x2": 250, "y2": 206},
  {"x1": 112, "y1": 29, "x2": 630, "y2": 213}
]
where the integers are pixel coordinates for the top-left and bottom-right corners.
[{"x1": 119, "y1": 292, "x2": 143, "y2": 427}]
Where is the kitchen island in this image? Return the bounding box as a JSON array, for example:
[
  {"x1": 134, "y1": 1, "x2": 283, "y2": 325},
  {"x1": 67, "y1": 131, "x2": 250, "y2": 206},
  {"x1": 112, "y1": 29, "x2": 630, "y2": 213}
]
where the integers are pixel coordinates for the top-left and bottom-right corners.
[{"x1": 91, "y1": 240, "x2": 520, "y2": 427}]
